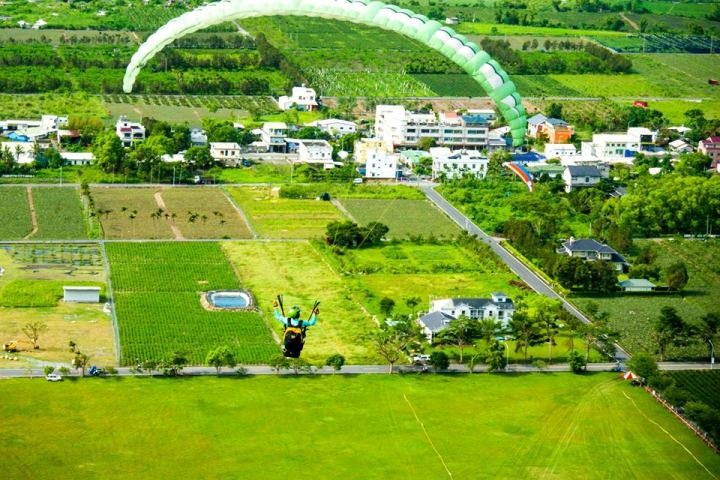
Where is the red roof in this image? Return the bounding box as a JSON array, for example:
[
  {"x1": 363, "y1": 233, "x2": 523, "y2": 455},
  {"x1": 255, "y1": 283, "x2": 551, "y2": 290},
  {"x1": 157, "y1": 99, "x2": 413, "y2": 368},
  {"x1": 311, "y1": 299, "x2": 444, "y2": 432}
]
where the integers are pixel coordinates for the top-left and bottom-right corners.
[
  {"x1": 708, "y1": 137, "x2": 720, "y2": 143},
  {"x1": 120, "y1": 127, "x2": 131, "y2": 132}
]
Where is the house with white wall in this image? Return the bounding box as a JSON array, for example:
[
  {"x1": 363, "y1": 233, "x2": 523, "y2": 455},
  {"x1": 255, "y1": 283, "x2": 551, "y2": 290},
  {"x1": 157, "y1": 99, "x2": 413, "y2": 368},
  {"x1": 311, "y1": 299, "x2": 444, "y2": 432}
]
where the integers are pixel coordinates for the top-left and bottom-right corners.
[
  {"x1": 210, "y1": 142, "x2": 241, "y2": 166},
  {"x1": 562, "y1": 165, "x2": 605, "y2": 192},
  {"x1": 277, "y1": 85, "x2": 318, "y2": 111},
  {"x1": 581, "y1": 127, "x2": 657, "y2": 163},
  {"x1": 417, "y1": 293, "x2": 515, "y2": 341},
  {"x1": 60, "y1": 152, "x2": 94, "y2": 166},
  {"x1": 289, "y1": 139, "x2": 334, "y2": 169},
  {"x1": 115, "y1": 116, "x2": 145, "y2": 147},
  {"x1": 307, "y1": 119, "x2": 357, "y2": 137},
  {"x1": 430, "y1": 147, "x2": 488, "y2": 180},
  {"x1": 260, "y1": 122, "x2": 288, "y2": 153}
]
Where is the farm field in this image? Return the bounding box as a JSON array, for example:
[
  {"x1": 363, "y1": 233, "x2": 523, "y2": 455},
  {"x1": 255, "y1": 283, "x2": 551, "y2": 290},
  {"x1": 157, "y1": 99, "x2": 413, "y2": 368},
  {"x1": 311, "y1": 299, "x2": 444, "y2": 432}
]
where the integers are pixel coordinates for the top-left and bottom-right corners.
[
  {"x1": 106, "y1": 242, "x2": 276, "y2": 365},
  {"x1": 666, "y1": 370, "x2": 720, "y2": 410},
  {"x1": 338, "y1": 199, "x2": 461, "y2": 239},
  {"x1": 0, "y1": 187, "x2": 32, "y2": 239},
  {"x1": 0, "y1": 93, "x2": 106, "y2": 119},
  {"x1": 227, "y1": 186, "x2": 344, "y2": 239},
  {"x1": 92, "y1": 187, "x2": 174, "y2": 239},
  {"x1": 2, "y1": 374, "x2": 719, "y2": 479},
  {"x1": 574, "y1": 239, "x2": 720, "y2": 360},
  {"x1": 0, "y1": 243, "x2": 112, "y2": 368},
  {"x1": 155, "y1": 188, "x2": 252, "y2": 239},
  {"x1": 29, "y1": 187, "x2": 87, "y2": 240},
  {"x1": 216, "y1": 163, "x2": 292, "y2": 184},
  {"x1": 222, "y1": 241, "x2": 378, "y2": 364}
]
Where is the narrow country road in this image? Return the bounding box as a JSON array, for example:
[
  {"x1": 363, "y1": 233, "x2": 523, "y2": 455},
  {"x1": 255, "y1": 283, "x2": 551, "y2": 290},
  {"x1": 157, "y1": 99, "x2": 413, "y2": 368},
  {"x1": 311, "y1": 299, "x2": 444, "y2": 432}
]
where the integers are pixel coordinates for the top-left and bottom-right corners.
[{"x1": 421, "y1": 185, "x2": 631, "y2": 360}]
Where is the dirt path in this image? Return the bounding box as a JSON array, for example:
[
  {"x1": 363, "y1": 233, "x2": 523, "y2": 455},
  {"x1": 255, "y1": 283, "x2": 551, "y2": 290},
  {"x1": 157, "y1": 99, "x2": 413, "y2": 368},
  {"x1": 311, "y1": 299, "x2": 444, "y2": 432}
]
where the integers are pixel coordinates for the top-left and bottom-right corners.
[
  {"x1": 153, "y1": 190, "x2": 184, "y2": 240},
  {"x1": 620, "y1": 12, "x2": 639, "y2": 31},
  {"x1": 23, "y1": 186, "x2": 39, "y2": 239}
]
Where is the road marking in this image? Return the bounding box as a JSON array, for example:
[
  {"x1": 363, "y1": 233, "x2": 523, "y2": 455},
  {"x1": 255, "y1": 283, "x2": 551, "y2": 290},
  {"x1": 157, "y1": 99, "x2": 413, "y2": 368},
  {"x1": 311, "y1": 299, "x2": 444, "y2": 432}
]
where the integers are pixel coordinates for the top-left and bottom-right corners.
[
  {"x1": 622, "y1": 391, "x2": 717, "y2": 479},
  {"x1": 403, "y1": 393, "x2": 453, "y2": 479}
]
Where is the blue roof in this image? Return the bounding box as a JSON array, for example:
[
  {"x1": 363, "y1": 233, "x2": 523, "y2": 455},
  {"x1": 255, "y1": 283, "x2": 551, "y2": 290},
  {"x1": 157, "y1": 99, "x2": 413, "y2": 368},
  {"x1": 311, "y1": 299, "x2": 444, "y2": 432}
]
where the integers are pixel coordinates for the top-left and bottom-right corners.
[
  {"x1": 462, "y1": 114, "x2": 491, "y2": 124},
  {"x1": 512, "y1": 152, "x2": 545, "y2": 163}
]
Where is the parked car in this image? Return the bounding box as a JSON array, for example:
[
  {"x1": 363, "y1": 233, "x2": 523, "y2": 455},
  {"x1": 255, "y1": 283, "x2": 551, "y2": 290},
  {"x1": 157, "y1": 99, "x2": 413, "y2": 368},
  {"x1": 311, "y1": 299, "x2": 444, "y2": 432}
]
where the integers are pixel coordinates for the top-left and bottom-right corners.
[
  {"x1": 46, "y1": 373, "x2": 63, "y2": 382},
  {"x1": 411, "y1": 354, "x2": 431, "y2": 365}
]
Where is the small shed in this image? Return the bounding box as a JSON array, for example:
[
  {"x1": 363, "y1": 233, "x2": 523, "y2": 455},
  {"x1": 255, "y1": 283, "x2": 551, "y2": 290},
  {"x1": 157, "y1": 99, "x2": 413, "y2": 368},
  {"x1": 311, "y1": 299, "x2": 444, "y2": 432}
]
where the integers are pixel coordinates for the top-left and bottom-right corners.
[
  {"x1": 618, "y1": 279, "x2": 656, "y2": 292},
  {"x1": 63, "y1": 286, "x2": 100, "y2": 303}
]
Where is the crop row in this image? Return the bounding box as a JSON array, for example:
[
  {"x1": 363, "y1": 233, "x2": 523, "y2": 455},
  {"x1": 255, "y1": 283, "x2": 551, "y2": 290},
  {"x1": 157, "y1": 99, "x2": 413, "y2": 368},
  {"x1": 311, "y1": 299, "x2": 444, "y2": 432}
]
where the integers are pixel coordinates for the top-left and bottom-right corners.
[
  {"x1": 101, "y1": 94, "x2": 277, "y2": 111},
  {"x1": 666, "y1": 371, "x2": 720, "y2": 410}
]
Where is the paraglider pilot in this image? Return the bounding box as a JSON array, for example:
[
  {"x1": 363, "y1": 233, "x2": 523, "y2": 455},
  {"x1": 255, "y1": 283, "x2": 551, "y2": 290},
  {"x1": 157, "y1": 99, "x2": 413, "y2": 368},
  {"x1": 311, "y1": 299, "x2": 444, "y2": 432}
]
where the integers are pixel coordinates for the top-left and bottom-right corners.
[{"x1": 273, "y1": 297, "x2": 319, "y2": 358}]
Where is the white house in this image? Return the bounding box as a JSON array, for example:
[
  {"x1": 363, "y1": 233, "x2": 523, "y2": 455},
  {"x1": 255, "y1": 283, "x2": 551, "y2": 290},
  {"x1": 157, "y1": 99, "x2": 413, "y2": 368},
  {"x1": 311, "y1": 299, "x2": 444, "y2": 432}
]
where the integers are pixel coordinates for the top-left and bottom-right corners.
[
  {"x1": 354, "y1": 138, "x2": 393, "y2": 165},
  {"x1": 581, "y1": 127, "x2": 657, "y2": 163},
  {"x1": 190, "y1": 128, "x2": 207, "y2": 146},
  {"x1": 209, "y1": 142, "x2": 241, "y2": 166},
  {"x1": 306, "y1": 118, "x2": 357, "y2": 137},
  {"x1": 668, "y1": 139, "x2": 693, "y2": 154},
  {"x1": 115, "y1": 116, "x2": 145, "y2": 147},
  {"x1": 277, "y1": 85, "x2": 318, "y2": 111},
  {"x1": 32, "y1": 19, "x2": 48, "y2": 29},
  {"x1": 375, "y1": 105, "x2": 491, "y2": 149},
  {"x1": 63, "y1": 286, "x2": 100, "y2": 303},
  {"x1": 0, "y1": 142, "x2": 35, "y2": 164},
  {"x1": 557, "y1": 237, "x2": 628, "y2": 271},
  {"x1": 260, "y1": 122, "x2": 288, "y2": 152},
  {"x1": 364, "y1": 150, "x2": 399, "y2": 179},
  {"x1": 417, "y1": 293, "x2": 515, "y2": 341},
  {"x1": 562, "y1": 165, "x2": 604, "y2": 192},
  {"x1": 290, "y1": 139, "x2": 334, "y2": 169},
  {"x1": 60, "y1": 152, "x2": 94, "y2": 166},
  {"x1": 544, "y1": 143, "x2": 579, "y2": 161},
  {"x1": 430, "y1": 147, "x2": 488, "y2": 180}
]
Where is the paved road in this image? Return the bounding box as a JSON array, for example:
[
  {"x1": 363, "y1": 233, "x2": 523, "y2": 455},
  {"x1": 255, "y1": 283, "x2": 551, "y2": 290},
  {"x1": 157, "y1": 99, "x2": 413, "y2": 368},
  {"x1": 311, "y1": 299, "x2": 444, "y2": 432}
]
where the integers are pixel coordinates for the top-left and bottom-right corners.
[{"x1": 422, "y1": 185, "x2": 631, "y2": 360}]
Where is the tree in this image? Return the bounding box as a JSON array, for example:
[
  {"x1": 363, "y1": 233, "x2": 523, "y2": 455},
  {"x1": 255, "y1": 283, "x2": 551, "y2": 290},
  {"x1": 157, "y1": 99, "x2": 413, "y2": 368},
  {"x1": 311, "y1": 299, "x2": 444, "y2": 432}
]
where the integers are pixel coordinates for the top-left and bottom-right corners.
[
  {"x1": 654, "y1": 306, "x2": 687, "y2": 360},
  {"x1": 161, "y1": 351, "x2": 189, "y2": 376},
  {"x1": 184, "y1": 146, "x2": 214, "y2": 169},
  {"x1": 580, "y1": 312, "x2": 618, "y2": 366},
  {"x1": 417, "y1": 136, "x2": 437, "y2": 151},
  {"x1": 508, "y1": 311, "x2": 543, "y2": 362},
  {"x1": 477, "y1": 318, "x2": 501, "y2": 347},
  {"x1": 205, "y1": 346, "x2": 237, "y2": 374},
  {"x1": 699, "y1": 312, "x2": 720, "y2": 363},
  {"x1": 325, "y1": 353, "x2": 346, "y2": 373},
  {"x1": 488, "y1": 150, "x2": 511, "y2": 178},
  {"x1": 437, "y1": 315, "x2": 478, "y2": 363},
  {"x1": 664, "y1": 261, "x2": 689, "y2": 291},
  {"x1": 22, "y1": 320, "x2": 47, "y2": 350},
  {"x1": 92, "y1": 130, "x2": 125, "y2": 174},
  {"x1": 559, "y1": 308, "x2": 581, "y2": 351},
  {"x1": 536, "y1": 309, "x2": 559, "y2": 363},
  {"x1": 429, "y1": 351, "x2": 450, "y2": 371},
  {"x1": 567, "y1": 350, "x2": 585, "y2": 373},
  {"x1": 626, "y1": 352, "x2": 659, "y2": 380},
  {"x1": 379, "y1": 297, "x2": 396, "y2": 318},
  {"x1": 288, "y1": 357, "x2": 312, "y2": 374},
  {"x1": 486, "y1": 340, "x2": 508, "y2": 372},
  {"x1": 43, "y1": 365, "x2": 55, "y2": 376},
  {"x1": 547, "y1": 102, "x2": 563, "y2": 120},
  {"x1": 370, "y1": 317, "x2": 424, "y2": 373},
  {"x1": 270, "y1": 354, "x2": 290, "y2": 374},
  {"x1": 68, "y1": 340, "x2": 90, "y2": 376},
  {"x1": 405, "y1": 296, "x2": 421, "y2": 315}
]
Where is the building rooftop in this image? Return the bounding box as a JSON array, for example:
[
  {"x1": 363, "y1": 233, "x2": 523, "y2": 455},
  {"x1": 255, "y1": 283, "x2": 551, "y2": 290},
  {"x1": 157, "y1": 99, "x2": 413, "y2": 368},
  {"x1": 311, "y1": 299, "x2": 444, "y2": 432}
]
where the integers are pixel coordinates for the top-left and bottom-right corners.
[
  {"x1": 566, "y1": 165, "x2": 602, "y2": 177},
  {"x1": 619, "y1": 279, "x2": 656, "y2": 288}
]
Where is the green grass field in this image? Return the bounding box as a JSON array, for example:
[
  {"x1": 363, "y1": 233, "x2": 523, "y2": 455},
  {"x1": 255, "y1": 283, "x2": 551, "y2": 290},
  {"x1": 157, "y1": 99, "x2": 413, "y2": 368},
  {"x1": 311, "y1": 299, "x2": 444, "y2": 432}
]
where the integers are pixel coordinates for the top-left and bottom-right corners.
[
  {"x1": 106, "y1": 242, "x2": 277, "y2": 365},
  {"x1": 30, "y1": 187, "x2": 87, "y2": 240},
  {"x1": 92, "y1": 187, "x2": 173, "y2": 239},
  {"x1": 1, "y1": 374, "x2": 719, "y2": 479},
  {"x1": 222, "y1": 241, "x2": 379, "y2": 364},
  {"x1": 0, "y1": 187, "x2": 32, "y2": 239},
  {"x1": 227, "y1": 186, "x2": 345, "y2": 239},
  {"x1": 574, "y1": 239, "x2": 720, "y2": 359},
  {"x1": 338, "y1": 199, "x2": 461, "y2": 239}
]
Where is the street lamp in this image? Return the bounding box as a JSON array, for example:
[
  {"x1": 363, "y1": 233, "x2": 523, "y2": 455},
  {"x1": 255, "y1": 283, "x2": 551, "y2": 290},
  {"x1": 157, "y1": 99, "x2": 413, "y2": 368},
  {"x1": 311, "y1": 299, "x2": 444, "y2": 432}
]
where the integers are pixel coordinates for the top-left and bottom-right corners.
[{"x1": 710, "y1": 339, "x2": 715, "y2": 370}]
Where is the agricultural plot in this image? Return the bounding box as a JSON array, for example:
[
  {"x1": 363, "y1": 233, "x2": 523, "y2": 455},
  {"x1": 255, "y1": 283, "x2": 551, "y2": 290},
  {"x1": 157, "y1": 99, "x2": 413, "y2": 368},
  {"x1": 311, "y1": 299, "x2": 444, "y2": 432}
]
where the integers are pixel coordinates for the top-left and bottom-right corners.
[
  {"x1": 666, "y1": 371, "x2": 720, "y2": 410},
  {"x1": 0, "y1": 243, "x2": 112, "y2": 368},
  {"x1": 337, "y1": 199, "x2": 460, "y2": 239},
  {"x1": 412, "y1": 74, "x2": 485, "y2": 97},
  {"x1": 29, "y1": 187, "x2": 87, "y2": 240},
  {"x1": 3, "y1": 374, "x2": 719, "y2": 479},
  {"x1": 574, "y1": 239, "x2": 720, "y2": 359},
  {"x1": 91, "y1": 187, "x2": 174, "y2": 240},
  {"x1": 107, "y1": 242, "x2": 276, "y2": 365},
  {"x1": 154, "y1": 188, "x2": 252, "y2": 239},
  {"x1": 0, "y1": 187, "x2": 31, "y2": 239},
  {"x1": 223, "y1": 241, "x2": 378, "y2": 364},
  {"x1": 227, "y1": 187, "x2": 344, "y2": 239}
]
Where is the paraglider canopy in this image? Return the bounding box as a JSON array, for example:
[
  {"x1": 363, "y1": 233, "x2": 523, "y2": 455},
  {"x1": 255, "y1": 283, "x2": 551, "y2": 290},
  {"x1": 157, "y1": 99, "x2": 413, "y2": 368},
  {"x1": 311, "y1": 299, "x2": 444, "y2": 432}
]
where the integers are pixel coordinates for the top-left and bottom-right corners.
[{"x1": 123, "y1": 0, "x2": 527, "y2": 147}]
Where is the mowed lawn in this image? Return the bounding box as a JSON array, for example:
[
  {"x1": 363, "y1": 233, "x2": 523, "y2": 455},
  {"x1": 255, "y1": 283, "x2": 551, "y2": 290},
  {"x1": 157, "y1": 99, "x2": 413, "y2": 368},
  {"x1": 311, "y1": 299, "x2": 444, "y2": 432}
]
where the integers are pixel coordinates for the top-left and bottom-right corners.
[
  {"x1": 223, "y1": 241, "x2": 379, "y2": 363},
  {"x1": 227, "y1": 186, "x2": 344, "y2": 239},
  {"x1": 1, "y1": 374, "x2": 719, "y2": 480},
  {"x1": 107, "y1": 242, "x2": 276, "y2": 365},
  {"x1": 0, "y1": 186, "x2": 31, "y2": 239},
  {"x1": 574, "y1": 239, "x2": 720, "y2": 358},
  {"x1": 157, "y1": 187, "x2": 252, "y2": 239},
  {"x1": 30, "y1": 186, "x2": 86, "y2": 239},
  {"x1": 92, "y1": 187, "x2": 174, "y2": 239},
  {"x1": 338, "y1": 199, "x2": 460, "y2": 239}
]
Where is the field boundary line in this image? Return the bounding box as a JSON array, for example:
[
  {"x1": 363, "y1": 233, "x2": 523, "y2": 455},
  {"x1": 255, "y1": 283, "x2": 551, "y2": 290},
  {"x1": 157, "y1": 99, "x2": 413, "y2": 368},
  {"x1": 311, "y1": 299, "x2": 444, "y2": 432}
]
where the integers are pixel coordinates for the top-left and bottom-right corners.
[
  {"x1": 99, "y1": 241, "x2": 121, "y2": 364},
  {"x1": 23, "y1": 186, "x2": 39, "y2": 240},
  {"x1": 403, "y1": 393, "x2": 453, "y2": 479},
  {"x1": 330, "y1": 199, "x2": 357, "y2": 223},
  {"x1": 622, "y1": 390, "x2": 717, "y2": 479}
]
